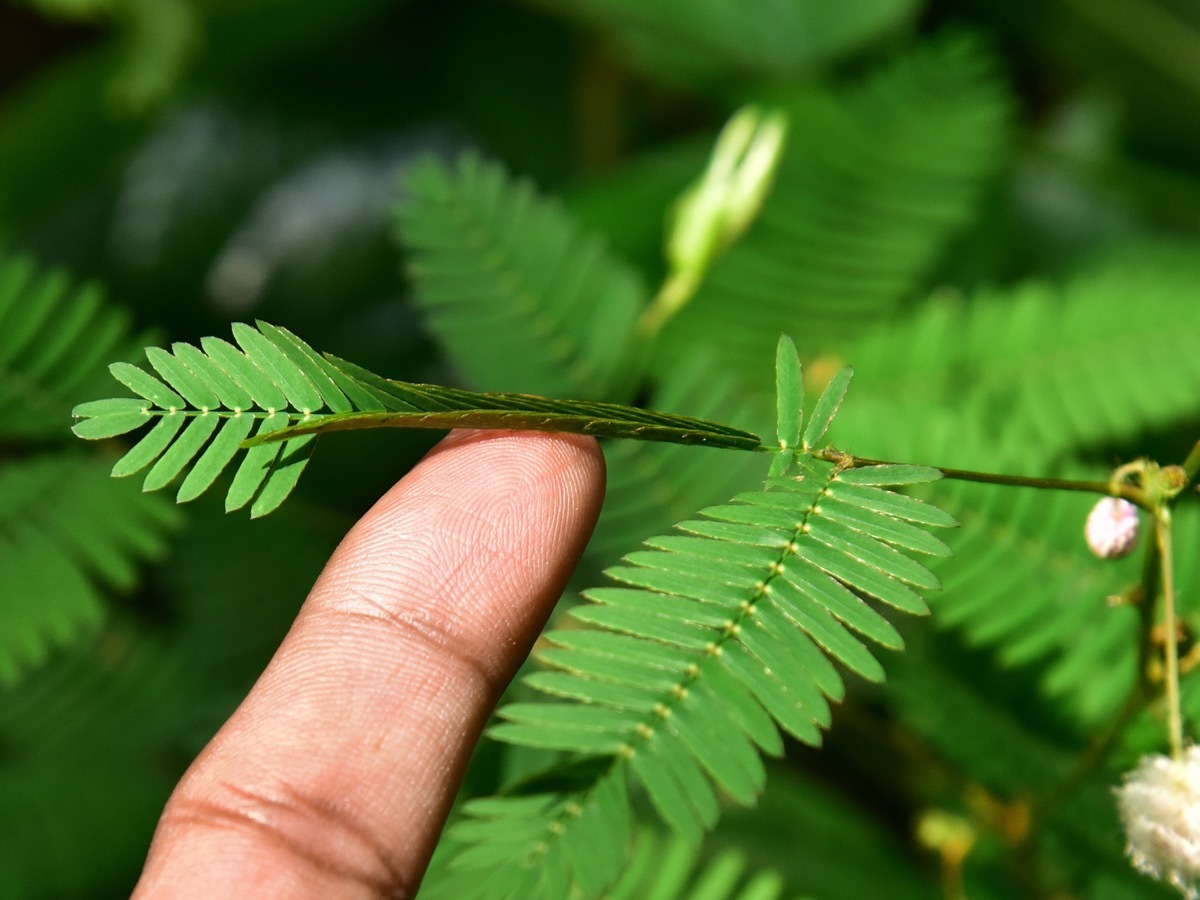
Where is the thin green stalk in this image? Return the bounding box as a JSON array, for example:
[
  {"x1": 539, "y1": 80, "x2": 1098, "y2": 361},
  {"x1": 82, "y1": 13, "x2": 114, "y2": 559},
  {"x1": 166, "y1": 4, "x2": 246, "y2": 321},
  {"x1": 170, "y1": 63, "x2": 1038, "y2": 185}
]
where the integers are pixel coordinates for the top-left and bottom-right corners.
[
  {"x1": 635, "y1": 269, "x2": 701, "y2": 341},
  {"x1": 1157, "y1": 508, "x2": 1184, "y2": 759},
  {"x1": 814, "y1": 449, "x2": 1151, "y2": 508},
  {"x1": 1181, "y1": 439, "x2": 1200, "y2": 483}
]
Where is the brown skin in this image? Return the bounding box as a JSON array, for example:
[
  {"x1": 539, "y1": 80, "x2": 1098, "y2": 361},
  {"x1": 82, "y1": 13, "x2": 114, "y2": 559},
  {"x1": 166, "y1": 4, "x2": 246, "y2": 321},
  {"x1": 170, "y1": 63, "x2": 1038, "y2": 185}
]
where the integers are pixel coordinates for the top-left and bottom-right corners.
[{"x1": 133, "y1": 430, "x2": 606, "y2": 899}]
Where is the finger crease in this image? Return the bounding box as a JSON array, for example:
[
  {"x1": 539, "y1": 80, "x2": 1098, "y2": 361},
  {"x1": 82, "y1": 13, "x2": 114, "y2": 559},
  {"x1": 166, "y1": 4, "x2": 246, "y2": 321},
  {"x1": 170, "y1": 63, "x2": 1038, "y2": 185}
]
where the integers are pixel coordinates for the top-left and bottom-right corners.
[
  {"x1": 165, "y1": 781, "x2": 413, "y2": 899},
  {"x1": 333, "y1": 589, "x2": 502, "y2": 700}
]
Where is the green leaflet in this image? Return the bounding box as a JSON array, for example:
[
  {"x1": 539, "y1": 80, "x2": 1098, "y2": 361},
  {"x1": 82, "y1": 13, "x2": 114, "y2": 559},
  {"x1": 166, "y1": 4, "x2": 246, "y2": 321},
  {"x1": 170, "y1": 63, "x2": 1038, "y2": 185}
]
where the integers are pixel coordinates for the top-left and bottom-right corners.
[
  {"x1": 142, "y1": 413, "x2": 220, "y2": 493},
  {"x1": 803, "y1": 366, "x2": 853, "y2": 451},
  {"x1": 110, "y1": 412, "x2": 186, "y2": 477},
  {"x1": 145, "y1": 346, "x2": 221, "y2": 410},
  {"x1": 606, "y1": 829, "x2": 784, "y2": 900},
  {"x1": 70, "y1": 401, "x2": 152, "y2": 439},
  {"x1": 176, "y1": 413, "x2": 255, "y2": 502},
  {"x1": 224, "y1": 411, "x2": 290, "y2": 514},
  {"x1": 231, "y1": 322, "x2": 324, "y2": 413},
  {"x1": 199, "y1": 336, "x2": 290, "y2": 411},
  {"x1": 109, "y1": 361, "x2": 184, "y2": 409},
  {"x1": 774, "y1": 335, "x2": 803, "y2": 451}
]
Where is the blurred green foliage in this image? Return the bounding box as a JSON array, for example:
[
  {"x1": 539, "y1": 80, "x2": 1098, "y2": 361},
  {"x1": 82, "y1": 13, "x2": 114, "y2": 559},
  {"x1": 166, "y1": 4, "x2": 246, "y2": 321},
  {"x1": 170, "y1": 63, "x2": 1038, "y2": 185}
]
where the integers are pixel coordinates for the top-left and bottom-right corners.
[{"x1": 3, "y1": 0, "x2": 1200, "y2": 896}]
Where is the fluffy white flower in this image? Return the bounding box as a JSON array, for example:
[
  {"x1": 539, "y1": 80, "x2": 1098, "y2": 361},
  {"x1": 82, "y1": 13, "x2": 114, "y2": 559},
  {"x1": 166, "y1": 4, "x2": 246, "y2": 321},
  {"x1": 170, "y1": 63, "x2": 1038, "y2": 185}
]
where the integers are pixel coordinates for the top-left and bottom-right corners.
[
  {"x1": 1086, "y1": 496, "x2": 1140, "y2": 559},
  {"x1": 1117, "y1": 747, "x2": 1200, "y2": 898}
]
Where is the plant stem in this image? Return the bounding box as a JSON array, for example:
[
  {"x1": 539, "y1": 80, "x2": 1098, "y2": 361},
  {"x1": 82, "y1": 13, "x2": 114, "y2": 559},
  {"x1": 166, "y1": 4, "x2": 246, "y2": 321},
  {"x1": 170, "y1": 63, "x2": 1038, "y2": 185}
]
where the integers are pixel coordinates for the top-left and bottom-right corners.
[
  {"x1": 1157, "y1": 507, "x2": 1185, "y2": 759},
  {"x1": 1138, "y1": 523, "x2": 1164, "y2": 693},
  {"x1": 1182, "y1": 439, "x2": 1200, "y2": 484},
  {"x1": 635, "y1": 269, "x2": 701, "y2": 341},
  {"x1": 814, "y1": 449, "x2": 1151, "y2": 507}
]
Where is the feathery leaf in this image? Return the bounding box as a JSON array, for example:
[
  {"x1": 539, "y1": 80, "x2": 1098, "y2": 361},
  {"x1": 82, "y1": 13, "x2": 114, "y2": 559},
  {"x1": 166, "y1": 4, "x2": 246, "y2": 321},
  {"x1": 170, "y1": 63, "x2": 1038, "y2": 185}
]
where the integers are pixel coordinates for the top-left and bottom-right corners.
[
  {"x1": 843, "y1": 244, "x2": 1200, "y2": 459},
  {"x1": 527, "y1": 0, "x2": 917, "y2": 90},
  {"x1": 440, "y1": 372, "x2": 953, "y2": 897},
  {"x1": 73, "y1": 321, "x2": 765, "y2": 516},
  {"x1": 0, "y1": 255, "x2": 143, "y2": 441},
  {"x1": 397, "y1": 152, "x2": 645, "y2": 399}
]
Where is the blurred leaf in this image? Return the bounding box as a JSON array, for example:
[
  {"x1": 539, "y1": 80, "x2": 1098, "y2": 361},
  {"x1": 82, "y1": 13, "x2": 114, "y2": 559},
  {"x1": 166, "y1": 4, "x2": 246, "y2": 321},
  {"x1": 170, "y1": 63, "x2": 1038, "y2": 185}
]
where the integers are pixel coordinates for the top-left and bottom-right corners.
[
  {"x1": 0, "y1": 454, "x2": 181, "y2": 686},
  {"x1": 0, "y1": 253, "x2": 145, "y2": 442},
  {"x1": 717, "y1": 765, "x2": 936, "y2": 899},
  {"x1": 655, "y1": 33, "x2": 1012, "y2": 382},
  {"x1": 0, "y1": 495, "x2": 342, "y2": 896},
  {"x1": 527, "y1": 0, "x2": 920, "y2": 90},
  {"x1": 889, "y1": 644, "x2": 1178, "y2": 898},
  {"x1": 397, "y1": 152, "x2": 646, "y2": 399},
  {"x1": 844, "y1": 242, "x2": 1200, "y2": 459}
]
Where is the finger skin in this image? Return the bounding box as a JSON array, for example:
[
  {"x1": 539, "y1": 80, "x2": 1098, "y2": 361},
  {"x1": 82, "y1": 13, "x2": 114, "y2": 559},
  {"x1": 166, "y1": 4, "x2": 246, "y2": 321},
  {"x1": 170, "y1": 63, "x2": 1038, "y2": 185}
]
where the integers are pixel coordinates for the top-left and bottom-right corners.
[{"x1": 134, "y1": 430, "x2": 605, "y2": 899}]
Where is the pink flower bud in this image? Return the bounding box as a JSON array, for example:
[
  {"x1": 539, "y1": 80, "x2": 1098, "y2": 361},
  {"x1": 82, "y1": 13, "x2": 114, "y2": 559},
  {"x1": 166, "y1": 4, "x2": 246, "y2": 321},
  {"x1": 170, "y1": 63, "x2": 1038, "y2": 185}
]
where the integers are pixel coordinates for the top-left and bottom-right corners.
[{"x1": 1086, "y1": 497, "x2": 1140, "y2": 559}]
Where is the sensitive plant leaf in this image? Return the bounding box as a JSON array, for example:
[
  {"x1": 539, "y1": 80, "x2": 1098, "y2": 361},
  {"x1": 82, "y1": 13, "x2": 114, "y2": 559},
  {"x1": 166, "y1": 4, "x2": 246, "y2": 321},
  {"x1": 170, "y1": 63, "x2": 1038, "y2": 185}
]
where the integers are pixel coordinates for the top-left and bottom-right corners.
[
  {"x1": 223, "y1": 411, "x2": 290, "y2": 513},
  {"x1": 69, "y1": 403, "x2": 152, "y2": 439},
  {"x1": 836, "y1": 464, "x2": 941, "y2": 486},
  {"x1": 255, "y1": 321, "x2": 352, "y2": 413},
  {"x1": 172, "y1": 341, "x2": 257, "y2": 411},
  {"x1": 250, "y1": 435, "x2": 318, "y2": 518},
  {"x1": 605, "y1": 830, "x2": 785, "y2": 900},
  {"x1": 443, "y1": 434, "x2": 952, "y2": 896},
  {"x1": 232, "y1": 322, "x2": 324, "y2": 412},
  {"x1": 73, "y1": 320, "x2": 767, "y2": 517},
  {"x1": 175, "y1": 413, "x2": 255, "y2": 502},
  {"x1": 110, "y1": 412, "x2": 186, "y2": 477},
  {"x1": 108, "y1": 361, "x2": 184, "y2": 409},
  {"x1": 145, "y1": 346, "x2": 221, "y2": 410},
  {"x1": 141, "y1": 414, "x2": 219, "y2": 492},
  {"x1": 200, "y1": 336, "x2": 289, "y2": 411}
]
